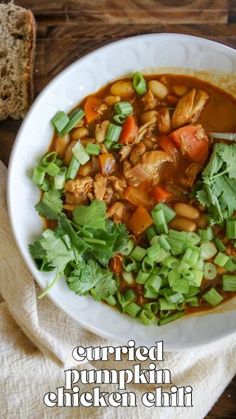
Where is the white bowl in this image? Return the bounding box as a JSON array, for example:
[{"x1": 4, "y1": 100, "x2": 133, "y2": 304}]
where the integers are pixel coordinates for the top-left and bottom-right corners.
[{"x1": 8, "y1": 34, "x2": 236, "y2": 350}]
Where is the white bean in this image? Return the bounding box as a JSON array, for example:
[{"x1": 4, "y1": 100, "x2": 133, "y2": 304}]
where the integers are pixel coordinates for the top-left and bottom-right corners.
[
  {"x1": 110, "y1": 81, "x2": 134, "y2": 98},
  {"x1": 173, "y1": 203, "x2": 200, "y2": 220},
  {"x1": 148, "y1": 80, "x2": 168, "y2": 100}
]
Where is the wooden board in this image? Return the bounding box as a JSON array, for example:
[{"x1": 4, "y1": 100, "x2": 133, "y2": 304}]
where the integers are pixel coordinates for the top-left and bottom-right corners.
[{"x1": 0, "y1": 2, "x2": 235, "y2": 416}]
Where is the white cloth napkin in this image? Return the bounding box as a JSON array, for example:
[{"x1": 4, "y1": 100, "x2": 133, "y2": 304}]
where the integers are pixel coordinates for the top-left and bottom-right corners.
[{"x1": 0, "y1": 160, "x2": 236, "y2": 419}]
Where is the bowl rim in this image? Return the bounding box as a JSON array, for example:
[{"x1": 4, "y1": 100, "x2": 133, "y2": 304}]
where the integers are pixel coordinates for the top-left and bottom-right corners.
[{"x1": 7, "y1": 33, "x2": 236, "y2": 350}]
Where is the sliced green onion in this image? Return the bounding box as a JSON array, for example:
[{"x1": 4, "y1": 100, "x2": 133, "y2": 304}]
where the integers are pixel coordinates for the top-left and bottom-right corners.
[
  {"x1": 113, "y1": 114, "x2": 127, "y2": 124},
  {"x1": 72, "y1": 141, "x2": 90, "y2": 165},
  {"x1": 123, "y1": 257, "x2": 138, "y2": 272},
  {"x1": 54, "y1": 168, "x2": 66, "y2": 189},
  {"x1": 162, "y1": 256, "x2": 179, "y2": 269},
  {"x1": 186, "y1": 232, "x2": 201, "y2": 246},
  {"x1": 202, "y1": 288, "x2": 223, "y2": 306},
  {"x1": 152, "y1": 209, "x2": 168, "y2": 234},
  {"x1": 185, "y1": 286, "x2": 200, "y2": 298},
  {"x1": 158, "y1": 266, "x2": 169, "y2": 278},
  {"x1": 133, "y1": 71, "x2": 147, "y2": 95},
  {"x1": 51, "y1": 111, "x2": 69, "y2": 133},
  {"x1": 131, "y1": 246, "x2": 146, "y2": 262},
  {"x1": 177, "y1": 260, "x2": 190, "y2": 273},
  {"x1": 198, "y1": 227, "x2": 214, "y2": 242},
  {"x1": 182, "y1": 247, "x2": 199, "y2": 267},
  {"x1": 185, "y1": 296, "x2": 199, "y2": 307},
  {"x1": 119, "y1": 239, "x2": 134, "y2": 256},
  {"x1": 158, "y1": 234, "x2": 171, "y2": 251},
  {"x1": 124, "y1": 289, "x2": 136, "y2": 303},
  {"x1": 204, "y1": 263, "x2": 217, "y2": 280},
  {"x1": 142, "y1": 256, "x2": 154, "y2": 273},
  {"x1": 144, "y1": 287, "x2": 158, "y2": 299},
  {"x1": 159, "y1": 298, "x2": 177, "y2": 311},
  {"x1": 172, "y1": 277, "x2": 189, "y2": 294},
  {"x1": 158, "y1": 311, "x2": 184, "y2": 326},
  {"x1": 146, "y1": 227, "x2": 156, "y2": 243},
  {"x1": 61, "y1": 109, "x2": 85, "y2": 135},
  {"x1": 125, "y1": 302, "x2": 142, "y2": 317},
  {"x1": 32, "y1": 167, "x2": 45, "y2": 186},
  {"x1": 105, "y1": 295, "x2": 116, "y2": 306},
  {"x1": 168, "y1": 269, "x2": 180, "y2": 287},
  {"x1": 45, "y1": 161, "x2": 60, "y2": 177},
  {"x1": 40, "y1": 178, "x2": 51, "y2": 192},
  {"x1": 167, "y1": 230, "x2": 186, "y2": 255},
  {"x1": 150, "y1": 235, "x2": 159, "y2": 245},
  {"x1": 146, "y1": 271, "x2": 162, "y2": 292},
  {"x1": 105, "y1": 123, "x2": 122, "y2": 142},
  {"x1": 143, "y1": 302, "x2": 159, "y2": 314},
  {"x1": 136, "y1": 270, "x2": 150, "y2": 284},
  {"x1": 226, "y1": 218, "x2": 236, "y2": 239},
  {"x1": 190, "y1": 269, "x2": 203, "y2": 287},
  {"x1": 224, "y1": 257, "x2": 236, "y2": 273},
  {"x1": 222, "y1": 275, "x2": 236, "y2": 291},
  {"x1": 66, "y1": 155, "x2": 80, "y2": 180},
  {"x1": 182, "y1": 269, "x2": 195, "y2": 282},
  {"x1": 114, "y1": 101, "x2": 133, "y2": 116},
  {"x1": 164, "y1": 291, "x2": 184, "y2": 304},
  {"x1": 152, "y1": 203, "x2": 176, "y2": 223},
  {"x1": 200, "y1": 241, "x2": 217, "y2": 260},
  {"x1": 214, "y1": 237, "x2": 226, "y2": 252},
  {"x1": 214, "y1": 252, "x2": 229, "y2": 267},
  {"x1": 139, "y1": 309, "x2": 157, "y2": 325},
  {"x1": 122, "y1": 271, "x2": 134, "y2": 284},
  {"x1": 41, "y1": 152, "x2": 57, "y2": 166},
  {"x1": 85, "y1": 143, "x2": 101, "y2": 156},
  {"x1": 146, "y1": 243, "x2": 160, "y2": 263}
]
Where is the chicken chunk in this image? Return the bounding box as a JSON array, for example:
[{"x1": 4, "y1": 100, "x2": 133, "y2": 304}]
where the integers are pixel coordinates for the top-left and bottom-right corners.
[
  {"x1": 108, "y1": 176, "x2": 127, "y2": 195},
  {"x1": 139, "y1": 150, "x2": 172, "y2": 181},
  {"x1": 107, "y1": 202, "x2": 125, "y2": 222},
  {"x1": 119, "y1": 145, "x2": 132, "y2": 161},
  {"x1": 172, "y1": 89, "x2": 209, "y2": 129},
  {"x1": 93, "y1": 173, "x2": 107, "y2": 200},
  {"x1": 141, "y1": 89, "x2": 158, "y2": 111},
  {"x1": 64, "y1": 176, "x2": 93, "y2": 205},
  {"x1": 130, "y1": 142, "x2": 146, "y2": 165}
]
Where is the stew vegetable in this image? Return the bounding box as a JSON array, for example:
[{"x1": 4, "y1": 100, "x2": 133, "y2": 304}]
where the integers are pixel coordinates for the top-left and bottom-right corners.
[{"x1": 29, "y1": 72, "x2": 236, "y2": 326}]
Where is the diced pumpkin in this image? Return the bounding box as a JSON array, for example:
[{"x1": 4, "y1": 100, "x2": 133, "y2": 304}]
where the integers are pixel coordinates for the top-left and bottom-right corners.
[
  {"x1": 128, "y1": 206, "x2": 153, "y2": 235},
  {"x1": 123, "y1": 185, "x2": 153, "y2": 209}
]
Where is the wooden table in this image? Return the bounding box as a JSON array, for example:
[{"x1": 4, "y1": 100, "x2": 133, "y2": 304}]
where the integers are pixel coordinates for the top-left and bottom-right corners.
[{"x1": 1, "y1": 1, "x2": 235, "y2": 416}]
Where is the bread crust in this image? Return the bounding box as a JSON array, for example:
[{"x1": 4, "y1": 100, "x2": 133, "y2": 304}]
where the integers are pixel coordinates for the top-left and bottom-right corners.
[{"x1": 0, "y1": 4, "x2": 36, "y2": 120}]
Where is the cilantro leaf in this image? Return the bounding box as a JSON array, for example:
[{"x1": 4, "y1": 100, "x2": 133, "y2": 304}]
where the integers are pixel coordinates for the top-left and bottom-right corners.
[
  {"x1": 28, "y1": 240, "x2": 54, "y2": 271},
  {"x1": 217, "y1": 144, "x2": 236, "y2": 178},
  {"x1": 40, "y1": 229, "x2": 75, "y2": 272},
  {"x1": 195, "y1": 143, "x2": 236, "y2": 224},
  {"x1": 35, "y1": 189, "x2": 63, "y2": 220},
  {"x1": 67, "y1": 259, "x2": 117, "y2": 299},
  {"x1": 73, "y1": 200, "x2": 106, "y2": 230}
]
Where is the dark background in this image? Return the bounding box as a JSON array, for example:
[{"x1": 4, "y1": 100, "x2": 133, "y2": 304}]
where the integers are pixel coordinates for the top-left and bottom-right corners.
[{"x1": 0, "y1": 1, "x2": 235, "y2": 416}]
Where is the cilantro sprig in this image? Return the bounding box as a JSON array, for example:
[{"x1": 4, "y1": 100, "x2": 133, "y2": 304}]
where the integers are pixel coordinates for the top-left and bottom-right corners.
[
  {"x1": 29, "y1": 200, "x2": 129, "y2": 300},
  {"x1": 195, "y1": 143, "x2": 236, "y2": 224}
]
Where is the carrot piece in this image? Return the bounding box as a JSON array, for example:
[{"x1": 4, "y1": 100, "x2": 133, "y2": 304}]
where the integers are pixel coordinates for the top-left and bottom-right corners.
[
  {"x1": 128, "y1": 206, "x2": 153, "y2": 236},
  {"x1": 109, "y1": 255, "x2": 123, "y2": 274},
  {"x1": 84, "y1": 96, "x2": 101, "y2": 123},
  {"x1": 170, "y1": 125, "x2": 209, "y2": 164},
  {"x1": 119, "y1": 115, "x2": 138, "y2": 145},
  {"x1": 98, "y1": 153, "x2": 116, "y2": 175},
  {"x1": 152, "y1": 186, "x2": 172, "y2": 203},
  {"x1": 158, "y1": 135, "x2": 178, "y2": 158},
  {"x1": 123, "y1": 185, "x2": 153, "y2": 210}
]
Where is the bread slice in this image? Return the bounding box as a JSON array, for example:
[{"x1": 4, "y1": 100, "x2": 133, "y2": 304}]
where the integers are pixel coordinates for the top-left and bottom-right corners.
[{"x1": 0, "y1": 3, "x2": 36, "y2": 120}]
